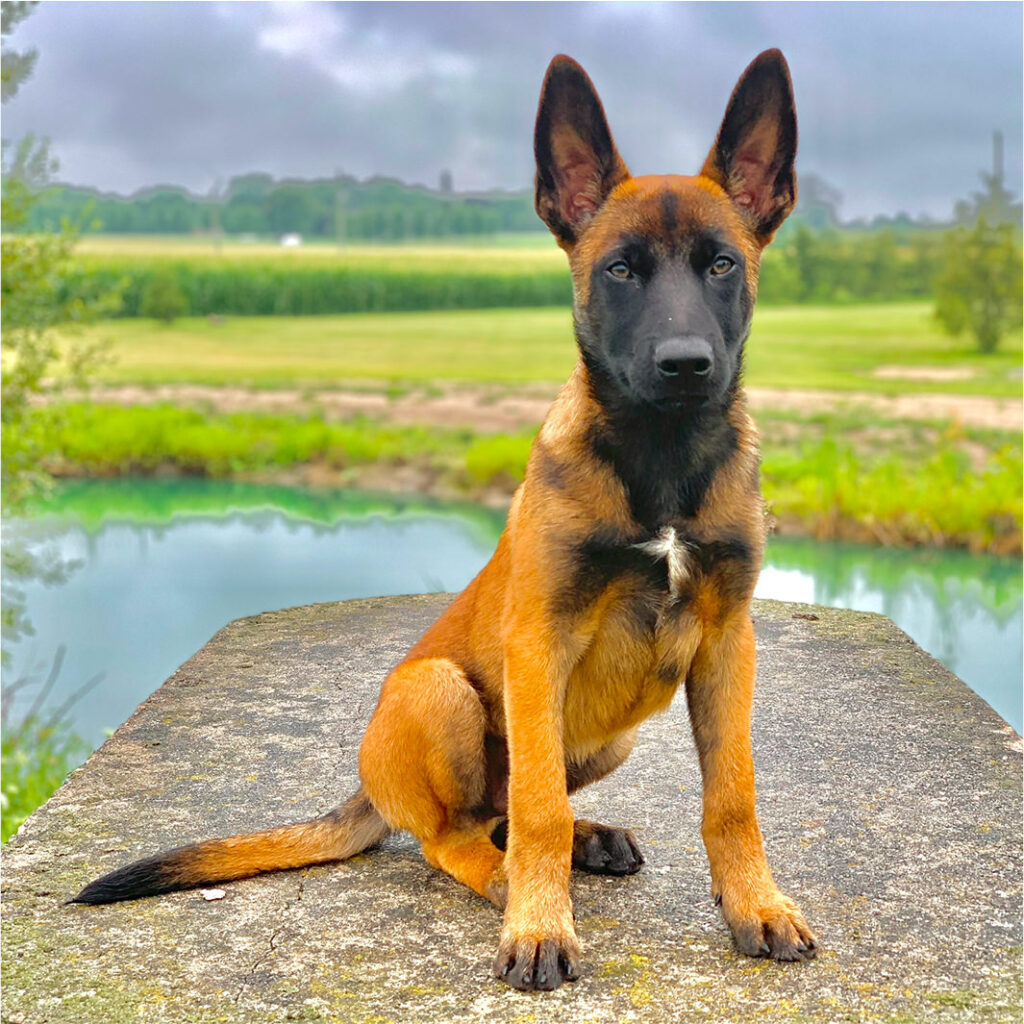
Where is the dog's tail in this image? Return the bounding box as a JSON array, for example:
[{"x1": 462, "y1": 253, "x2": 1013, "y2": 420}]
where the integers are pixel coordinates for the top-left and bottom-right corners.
[{"x1": 69, "y1": 788, "x2": 390, "y2": 905}]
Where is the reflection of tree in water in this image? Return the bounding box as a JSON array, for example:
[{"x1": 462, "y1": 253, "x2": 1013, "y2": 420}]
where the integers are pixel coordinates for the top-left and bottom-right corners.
[
  {"x1": 2, "y1": 644, "x2": 101, "y2": 735},
  {"x1": 766, "y1": 537, "x2": 1023, "y2": 682},
  {"x1": 1, "y1": 522, "x2": 100, "y2": 840},
  {"x1": 2, "y1": 518, "x2": 92, "y2": 750},
  {"x1": 767, "y1": 538, "x2": 1022, "y2": 625},
  {"x1": 46, "y1": 477, "x2": 506, "y2": 544},
  {"x1": 10, "y1": 485, "x2": 1020, "y2": 729},
  {"x1": 2, "y1": 522, "x2": 84, "y2": 659}
]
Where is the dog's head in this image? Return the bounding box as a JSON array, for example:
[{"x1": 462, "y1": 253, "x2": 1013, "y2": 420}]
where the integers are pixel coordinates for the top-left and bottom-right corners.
[{"x1": 534, "y1": 51, "x2": 796, "y2": 415}]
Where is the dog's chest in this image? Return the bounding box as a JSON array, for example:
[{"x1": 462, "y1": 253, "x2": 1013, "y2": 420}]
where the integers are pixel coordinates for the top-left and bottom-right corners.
[
  {"x1": 563, "y1": 525, "x2": 708, "y2": 753},
  {"x1": 561, "y1": 522, "x2": 757, "y2": 634},
  {"x1": 564, "y1": 520, "x2": 759, "y2": 627},
  {"x1": 630, "y1": 526, "x2": 691, "y2": 599}
]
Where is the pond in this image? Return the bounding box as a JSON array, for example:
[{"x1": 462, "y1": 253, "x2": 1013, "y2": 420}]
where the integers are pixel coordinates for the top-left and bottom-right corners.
[{"x1": 4, "y1": 478, "x2": 1021, "y2": 750}]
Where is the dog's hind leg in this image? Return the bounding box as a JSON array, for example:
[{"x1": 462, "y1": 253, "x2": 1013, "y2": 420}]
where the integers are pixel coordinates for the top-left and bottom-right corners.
[
  {"x1": 359, "y1": 657, "x2": 507, "y2": 903},
  {"x1": 422, "y1": 824, "x2": 507, "y2": 905}
]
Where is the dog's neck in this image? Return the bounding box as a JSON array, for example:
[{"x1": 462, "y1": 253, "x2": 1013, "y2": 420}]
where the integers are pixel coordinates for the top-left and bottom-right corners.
[{"x1": 575, "y1": 356, "x2": 747, "y2": 532}]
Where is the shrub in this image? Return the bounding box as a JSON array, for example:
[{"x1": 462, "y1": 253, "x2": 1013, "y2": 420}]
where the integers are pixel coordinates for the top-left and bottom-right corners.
[
  {"x1": 934, "y1": 219, "x2": 1023, "y2": 354},
  {"x1": 139, "y1": 267, "x2": 187, "y2": 323}
]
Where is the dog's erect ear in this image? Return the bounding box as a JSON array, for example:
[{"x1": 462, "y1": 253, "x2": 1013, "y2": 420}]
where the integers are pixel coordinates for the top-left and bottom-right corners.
[
  {"x1": 534, "y1": 55, "x2": 630, "y2": 246},
  {"x1": 701, "y1": 49, "x2": 797, "y2": 241}
]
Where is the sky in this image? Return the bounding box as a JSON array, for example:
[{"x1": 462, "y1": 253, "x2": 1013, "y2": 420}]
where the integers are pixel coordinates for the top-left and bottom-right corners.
[{"x1": 3, "y1": 1, "x2": 1022, "y2": 222}]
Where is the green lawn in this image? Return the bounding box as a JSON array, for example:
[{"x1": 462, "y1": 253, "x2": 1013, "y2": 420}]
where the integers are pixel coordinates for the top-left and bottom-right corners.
[
  {"x1": 77, "y1": 308, "x2": 578, "y2": 388},
  {"x1": 70, "y1": 302, "x2": 1022, "y2": 396},
  {"x1": 746, "y1": 304, "x2": 1021, "y2": 396}
]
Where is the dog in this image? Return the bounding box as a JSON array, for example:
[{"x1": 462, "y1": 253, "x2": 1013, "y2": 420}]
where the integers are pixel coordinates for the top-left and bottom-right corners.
[{"x1": 73, "y1": 49, "x2": 816, "y2": 991}]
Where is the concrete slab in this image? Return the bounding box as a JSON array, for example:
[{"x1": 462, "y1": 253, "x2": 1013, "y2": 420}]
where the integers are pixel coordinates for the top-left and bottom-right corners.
[{"x1": 2, "y1": 596, "x2": 1021, "y2": 1023}]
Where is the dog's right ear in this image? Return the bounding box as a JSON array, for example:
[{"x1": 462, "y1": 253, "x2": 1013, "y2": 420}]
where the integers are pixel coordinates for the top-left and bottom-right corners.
[{"x1": 534, "y1": 55, "x2": 630, "y2": 247}]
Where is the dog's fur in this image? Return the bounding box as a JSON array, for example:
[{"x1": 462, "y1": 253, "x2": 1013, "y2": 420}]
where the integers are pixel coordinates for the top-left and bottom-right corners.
[{"x1": 73, "y1": 50, "x2": 816, "y2": 991}]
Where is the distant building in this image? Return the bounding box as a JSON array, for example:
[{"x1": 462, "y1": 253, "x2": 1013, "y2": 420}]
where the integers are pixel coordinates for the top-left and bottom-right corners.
[{"x1": 279, "y1": 233, "x2": 303, "y2": 247}]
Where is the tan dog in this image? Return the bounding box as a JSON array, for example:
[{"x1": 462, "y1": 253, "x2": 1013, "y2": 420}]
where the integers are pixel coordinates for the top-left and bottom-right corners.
[{"x1": 74, "y1": 50, "x2": 816, "y2": 991}]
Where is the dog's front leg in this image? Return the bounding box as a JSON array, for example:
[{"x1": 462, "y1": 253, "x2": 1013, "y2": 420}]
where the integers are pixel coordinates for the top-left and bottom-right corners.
[
  {"x1": 493, "y1": 626, "x2": 580, "y2": 991},
  {"x1": 686, "y1": 611, "x2": 817, "y2": 961}
]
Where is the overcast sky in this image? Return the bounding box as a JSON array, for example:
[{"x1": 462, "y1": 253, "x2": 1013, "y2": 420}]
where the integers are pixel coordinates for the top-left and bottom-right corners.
[{"x1": 3, "y1": 1, "x2": 1021, "y2": 221}]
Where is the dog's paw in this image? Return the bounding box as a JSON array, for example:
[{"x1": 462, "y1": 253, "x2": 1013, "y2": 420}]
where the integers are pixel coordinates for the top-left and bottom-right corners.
[
  {"x1": 573, "y1": 821, "x2": 644, "y2": 876},
  {"x1": 493, "y1": 930, "x2": 581, "y2": 991},
  {"x1": 718, "y1": 886, "x2": 817, "y2": 962}
]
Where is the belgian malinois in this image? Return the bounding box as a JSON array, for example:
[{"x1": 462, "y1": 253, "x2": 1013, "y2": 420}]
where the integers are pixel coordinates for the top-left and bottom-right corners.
[{"x1": 74, "y1": 49, "x2": 816, "y2": 991}]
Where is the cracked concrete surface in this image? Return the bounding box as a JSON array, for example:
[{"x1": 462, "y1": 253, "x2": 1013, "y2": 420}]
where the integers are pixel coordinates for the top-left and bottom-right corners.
[{"x1": 2, "y1": 596, "x2": 1021, "y2": 1023}]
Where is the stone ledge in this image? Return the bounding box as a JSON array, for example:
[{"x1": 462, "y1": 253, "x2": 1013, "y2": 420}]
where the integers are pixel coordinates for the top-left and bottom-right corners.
[{"x1": 2, "y1": 596, "x2": 1021, "y2": 1023}]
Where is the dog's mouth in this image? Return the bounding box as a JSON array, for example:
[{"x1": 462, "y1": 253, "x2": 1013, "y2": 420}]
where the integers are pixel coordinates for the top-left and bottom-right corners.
[{"x1": 649, "y1": 393, "x2": 712, "y2": 414}]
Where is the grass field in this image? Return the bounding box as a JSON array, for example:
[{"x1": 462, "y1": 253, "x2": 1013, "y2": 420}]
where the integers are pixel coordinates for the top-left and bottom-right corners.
[
  {"x1": 77, "y1": 234, "x2": 565, "y2": 269},
  {"x1": 67, "y1": 302, "x2": 1023, "y2": 397}
]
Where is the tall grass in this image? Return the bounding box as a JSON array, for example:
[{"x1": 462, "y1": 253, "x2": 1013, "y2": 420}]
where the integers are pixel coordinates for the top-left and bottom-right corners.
[
  {"x1": 42, "y1": 403, "x2": 467, "y2": 476},
  {"x1": 763, "y1": 436, "x2": 1023, "y2": 551},
  {"x1": 66, "y1": 255, "x2": 573, "y2": 317},
  {"x1": 61, "y1": 231, "x2": 952, "y2": 318},
  {"x1": 1, "y1": 649, "x2": 94, "y2": 843},
  {"x1": 1, "y1": 719, "x2": 85, "y2": 842}
]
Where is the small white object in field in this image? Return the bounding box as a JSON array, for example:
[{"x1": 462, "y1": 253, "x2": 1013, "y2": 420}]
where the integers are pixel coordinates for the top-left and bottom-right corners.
[{"x1": 200, "y1": 888, "x2": 226, "y2": 901}]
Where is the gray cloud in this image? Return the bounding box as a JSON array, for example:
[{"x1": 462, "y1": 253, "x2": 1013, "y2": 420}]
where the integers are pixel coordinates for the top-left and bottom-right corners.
[{"x1": 4, "y1": 1, "x2": 1021, "y2": 220}]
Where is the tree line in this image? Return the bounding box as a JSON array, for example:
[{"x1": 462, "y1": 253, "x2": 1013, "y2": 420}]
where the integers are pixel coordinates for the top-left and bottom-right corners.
[
  {"x1": 20, "y1": 168, "x2": 1006, "y2": 244},
  {"x1": 21, "y1": 173, "x2": 545, "y2": 240}
]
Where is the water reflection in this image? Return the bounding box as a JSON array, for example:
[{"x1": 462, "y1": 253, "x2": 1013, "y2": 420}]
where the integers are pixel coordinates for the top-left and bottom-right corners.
[
  {"x1": 5, "y1": 480, "x2": 1021, "y2": 747},
  {"x1": 756, "y1": 540, "x2": 1021, "y2": 729},
  {"x1": 5, "y1": 504, "x2": 500, "y2": 746}
]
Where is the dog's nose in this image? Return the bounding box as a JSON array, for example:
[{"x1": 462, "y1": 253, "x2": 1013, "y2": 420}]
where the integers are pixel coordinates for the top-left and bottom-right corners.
[{"x1": 654, "y1": 337, "x2": 714, "y2": 383}]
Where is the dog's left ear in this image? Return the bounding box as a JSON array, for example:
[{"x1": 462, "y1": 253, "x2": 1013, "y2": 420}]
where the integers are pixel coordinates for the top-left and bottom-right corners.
[{"x1": 701, "y1": 49, "x2": 797, "y2": 242}]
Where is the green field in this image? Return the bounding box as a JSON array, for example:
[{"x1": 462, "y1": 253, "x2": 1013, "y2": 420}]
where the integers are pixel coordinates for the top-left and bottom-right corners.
[
  {"x1": 77, "y1": 234, "x2": 563, "y2": 266},
  {"x1": 69, "y1": 239, "x2": 572, "y2": 318},
  {"x1": 69, "y1": 303, "x2": 1022, "y2": 397},
  {"x1": 64, "y1": 229, "x2": 962, "y2": 316}
]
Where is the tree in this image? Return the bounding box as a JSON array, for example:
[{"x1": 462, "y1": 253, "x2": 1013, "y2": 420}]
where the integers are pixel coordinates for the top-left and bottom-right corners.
[
  {"x1": 1, "y1": 1, "x2": 117, "y2": 832},
  {"x1": 1, "y1": 5, "x2": 122, "y2": 513},
  {"x1": 953, "y1": 132, "x2": 1023, "y2": 228},
  {"x1": 785, "y1": 225, "x2": 832, "y2": 302},
  {"x1": 934, "y1": 219, "x2": 1022, "y2": 353},
  {"x1": 2, "y1": 1, "x2": 121, "y2": 664},
  {"x1": 791, "y1": 173, "x2": 842, "y2": 232},
  {"x1": 0, "y1": 2, "x2": 37, "y2": 103},
  {"x1": 860, "y1": 231, "x2": 900, "y2": 300},
  {"x1": 266, "y1": 184, "x2": 317, "y2": 236}
]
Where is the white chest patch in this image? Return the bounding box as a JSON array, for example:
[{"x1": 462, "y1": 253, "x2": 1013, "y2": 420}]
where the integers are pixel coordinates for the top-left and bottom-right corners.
[{"x1": 632, "y1": 527, "x2": 691, "y2": 599}]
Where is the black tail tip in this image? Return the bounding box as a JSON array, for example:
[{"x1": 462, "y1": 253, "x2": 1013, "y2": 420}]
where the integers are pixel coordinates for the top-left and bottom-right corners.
[
  {"x1": 69, "y1": 855, "x2": 185, "y2": 906},
  {"x1": 67, "y1": 886, "x2": 106, "y2": 906},
  {"x1": 68, "y1": 878, "x2": 129, "y2": 905}
]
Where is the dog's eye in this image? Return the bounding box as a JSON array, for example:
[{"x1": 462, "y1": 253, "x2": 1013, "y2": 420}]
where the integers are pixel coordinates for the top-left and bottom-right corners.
[
  {"x1": 710, "y1": 255, "x2": 735, "y2": 277},
  {"x1": 607, "y1": 260, "x2": 632, "y2": 280}
]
